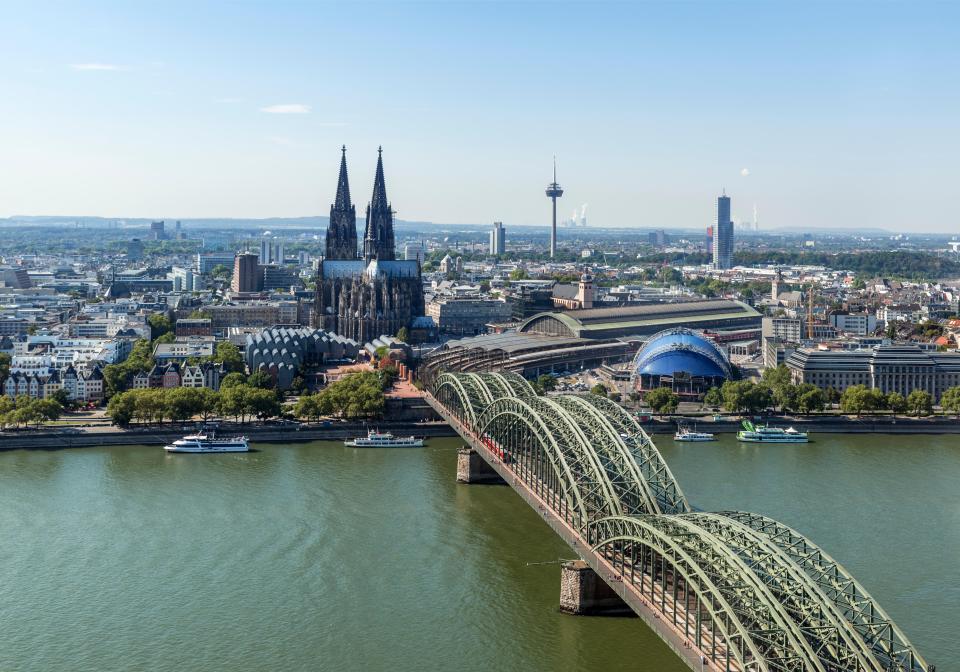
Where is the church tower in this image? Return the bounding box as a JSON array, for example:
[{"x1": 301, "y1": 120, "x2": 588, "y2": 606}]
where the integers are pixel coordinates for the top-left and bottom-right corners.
[
  {"x1": 363, "y1": 147, "x2": 395, "y2": 261},
  {"x1": 325, "y1": 146, "x2": 357, "y2": 260}
]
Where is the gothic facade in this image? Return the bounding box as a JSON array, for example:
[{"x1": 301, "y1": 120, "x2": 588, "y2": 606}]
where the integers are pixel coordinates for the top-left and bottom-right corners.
[{"x1": 313, "y1": 147, "x2": 424, "y2": 343}]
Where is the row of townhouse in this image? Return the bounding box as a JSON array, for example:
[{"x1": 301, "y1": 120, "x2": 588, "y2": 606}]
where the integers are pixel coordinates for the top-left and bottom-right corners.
[
  {"x1": 2, "y1": 365, "x2": 104, "y2": 403},
  {"x1": 131, "y1": 361, "x2": 225, "y2": 391}
]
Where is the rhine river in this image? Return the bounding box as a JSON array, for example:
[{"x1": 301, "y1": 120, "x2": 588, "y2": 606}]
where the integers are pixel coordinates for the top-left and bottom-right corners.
[{"x1": 0, "y1": 433, "x2": 956, "y2": 671}]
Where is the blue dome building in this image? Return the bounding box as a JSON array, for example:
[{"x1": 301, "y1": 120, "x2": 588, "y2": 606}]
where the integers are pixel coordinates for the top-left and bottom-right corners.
[{"x1": 630, "y1": 328, "x2": 731, "y2": 395}]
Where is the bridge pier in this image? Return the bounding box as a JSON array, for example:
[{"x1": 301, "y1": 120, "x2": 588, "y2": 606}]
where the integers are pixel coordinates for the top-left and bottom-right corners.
[
  {"x1": 456, "y1": 447, "x2": 505, "y2": 484},
  {"x1": 559, "y1": 560, "x2": 631, "y2": 616}
]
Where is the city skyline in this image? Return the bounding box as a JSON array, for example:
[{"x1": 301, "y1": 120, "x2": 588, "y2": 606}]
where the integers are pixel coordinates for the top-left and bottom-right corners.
[{"x1": 1, "y1": 2, "x2": 958, "y2": 231}]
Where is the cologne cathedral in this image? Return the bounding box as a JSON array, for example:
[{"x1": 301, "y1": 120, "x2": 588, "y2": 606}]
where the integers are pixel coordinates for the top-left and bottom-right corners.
[{"x1": 313, "y1": 147, "x2": 424, "y2": 342}]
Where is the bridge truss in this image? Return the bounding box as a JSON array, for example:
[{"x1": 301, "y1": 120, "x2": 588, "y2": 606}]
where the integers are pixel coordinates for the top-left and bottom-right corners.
[{"x1": 431, "y1": 372, "x2": 928, "y2": 672}]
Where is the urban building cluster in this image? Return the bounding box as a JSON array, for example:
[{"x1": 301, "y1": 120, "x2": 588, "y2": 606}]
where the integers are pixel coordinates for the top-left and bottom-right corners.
[{"x1": 5, "y1": 154, "x2": 960, "y2": 417}]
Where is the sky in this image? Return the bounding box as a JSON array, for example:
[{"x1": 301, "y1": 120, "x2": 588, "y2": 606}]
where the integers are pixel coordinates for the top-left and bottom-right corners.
[{"x1": 0, "y1": 1, "x2": 958, "y2": 232}]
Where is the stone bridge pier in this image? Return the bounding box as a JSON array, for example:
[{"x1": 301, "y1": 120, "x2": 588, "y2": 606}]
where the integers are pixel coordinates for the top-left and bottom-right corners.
[
  {"x1": 456, "y1": 446, "x2": 505, "y2": 484},
  {"x1": 559, "y1": 560, "x2": 631, "y2": 616}
]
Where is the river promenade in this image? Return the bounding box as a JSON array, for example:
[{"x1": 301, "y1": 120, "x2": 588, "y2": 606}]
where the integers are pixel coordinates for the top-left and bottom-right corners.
[
  {"x1": 644, "y1": 413, "x2": 960, "y2": 434},
  {"x1": 0, "y1": 421, "x2": 457, "y2": 451},
  {"x1": 1, "y1": 412, "x2": 959, "y2": 450}
]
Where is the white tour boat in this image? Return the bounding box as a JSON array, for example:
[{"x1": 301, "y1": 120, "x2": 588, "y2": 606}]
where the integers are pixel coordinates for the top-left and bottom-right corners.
[
  {"x1": 673, "y1": 425, "x2": 716, "y2": 442},
  {"x1": 344, "y1": 430, "x2": 424, "y2": 448},
  {"x1": 164, "y1": 433, "x2": 250, "y2": 453},
  {"x1": 737, "y1": 420, "x2": 809, "y2": 444}
]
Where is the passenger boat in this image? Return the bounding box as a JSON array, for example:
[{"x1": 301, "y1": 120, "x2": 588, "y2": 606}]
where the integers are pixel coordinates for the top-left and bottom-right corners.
[
  {"x1": 164, "y1": 433, "x2": 250, "y2": 453},
  {"x1": 344, "y1": 430, "x2": 424, "y2": 448},
  {"x1": 673, "y1": 425, "x2": 716, "y2": 442},
  {"x1": 737, "y1": 420, "x2": 808, "y2": 443}
]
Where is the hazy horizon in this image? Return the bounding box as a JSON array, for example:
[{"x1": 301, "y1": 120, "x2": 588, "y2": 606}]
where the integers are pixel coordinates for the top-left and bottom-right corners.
[{"x1": 1, "y1": 2, "x2": 957, "y2": 231}]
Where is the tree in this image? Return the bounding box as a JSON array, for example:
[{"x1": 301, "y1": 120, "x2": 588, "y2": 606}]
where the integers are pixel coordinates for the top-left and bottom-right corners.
[
  {"x1": 940, "y1": 386, "x2": 960, "y2": 417},
  {"x1": 51, "y1": 388, "x2": 71, "y2": 407},
  {"x1": 703, "y1": 387, "x2": 723, "y2": 409},
  {"x1": 0, "y1": 352, "x2": 10, "y2": 380},
  {"x1": 220, "y1": 372, "x2": 247, "y2": 389},
  {"x1": 886, "y1": 391, "x2": 907, "y2": 417},
  {"x1": 316, "y1": 372, "x2": 386, "y2": 419},
  {"x1": 761, "y1": 365, "x2": 792, "y2": 390},
  {"x1": 247, "y1": 370, "x2": 275, "y2": 389},
  {"x1": 147, "y1": 313, "x2": 173, "y2": 339},
  {"x1": 293, "y1": 394, "x2": 324, "y2": 422},
  {"x1": 133, "y1": 389, "x2": 166, "y2": 424},
  {"x1": 840, "y1": 385, "x2": 872, "y2": 416},
  {"x1": 0, "y1": 396, "x2": 15, "y2": 429},
  {"x1": 509, "y1": 268, "x2": 530, "y2": 281},
  {"x1": 886, "y1": 321, "x2": 897, "y2": 339},
  {"x1": 772, "y1": 383, "x2": 799, "y2": 413},
  {"x1": 33, "y1": 399, "x2": 63, "y2": 426},
  {"x1": 536, "y1": 374, "x2": 557, "y2": 393},
  {"x1": 590, "y1": 383, "x2": 608, "y2": 397},
  {"x1": 216, "y1": 384, "x2": 248, "y2": 422},
  {"x1": 102, "y1": 338, "x2": 154, "y2": 397},
  {"x1": 744, "y1": 384, "x2": 773, "y2": 415},
  {"x1": 721, "y1": 380, "x2": 770, "y2": 414},
  {"x1": 290, "y1": 376, "x2": 307, "y2": 396},
  {"x1": 907, "y1": 389, "x2": 933, "y2": 417},
  {"x1": 797, "y1": 388, "x2": 825, "y2": 415},
  {"x1": 165, "y1": 388, "x2": 204, "y2": 422},
  {"x1": 395, "y1": 326, "x2": 409, "y2": 343},
  {"x1": 645, "y1": 387, "x2": 679, "y2": 416},
  {"x1": 107, "y1": 391, "x2": 136, "y2": 426},
  {"x1": 823, "y1": 386, "x2": 841, "y2": 408},
  {"x1": 246, "y1": 387, "x2": 281, "y2": 420},
  {"x1": 212, "y1": 342, "x2": 245, "y2": 373},
  {"x1": 210, "y1": 264, "x2": 231, "y2": 280}
]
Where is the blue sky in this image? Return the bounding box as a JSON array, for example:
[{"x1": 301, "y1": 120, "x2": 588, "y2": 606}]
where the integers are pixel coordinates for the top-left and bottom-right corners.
[{"x1": 0, "y1": 1, "x2": 957, "y2": 231}]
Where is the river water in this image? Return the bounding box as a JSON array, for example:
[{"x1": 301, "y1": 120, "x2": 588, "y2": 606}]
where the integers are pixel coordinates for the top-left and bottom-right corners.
[{"x1": 0, "y1": 434, "x2": 955, "y2": 671}]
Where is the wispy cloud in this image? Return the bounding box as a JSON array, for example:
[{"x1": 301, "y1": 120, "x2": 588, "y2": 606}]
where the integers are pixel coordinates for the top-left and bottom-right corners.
[
  {"x1": 69, "y1": 63, "x2": 130, "y2": 71},
  {"x1": 268, "y1": 136, "x2": 295, "y2": 146},
  {"x1": 740, "y1": 167, "x2": 750, "y2": 176},
  {"x1": 260, "y1": 103, "x2": 311, "y2": 114}
]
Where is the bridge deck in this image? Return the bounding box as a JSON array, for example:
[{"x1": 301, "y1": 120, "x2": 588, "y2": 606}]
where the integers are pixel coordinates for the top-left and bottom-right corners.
[{"x1": 427, "y1": 394, "x2": 727, "y2": 671}]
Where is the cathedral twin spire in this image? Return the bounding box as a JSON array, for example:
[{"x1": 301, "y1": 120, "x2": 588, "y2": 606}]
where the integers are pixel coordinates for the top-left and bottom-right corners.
[
  {"x1": 325, "y1": 146, "x2": 357, "y2": 260},
  {"x1": 324, "y1": 146, "x2": 394, "y2": 262}
]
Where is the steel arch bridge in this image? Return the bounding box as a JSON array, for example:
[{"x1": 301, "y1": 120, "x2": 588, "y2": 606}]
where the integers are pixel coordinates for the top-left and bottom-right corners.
[{"x1": 428, "y1": 372, "x2": 929, "y2": 672}]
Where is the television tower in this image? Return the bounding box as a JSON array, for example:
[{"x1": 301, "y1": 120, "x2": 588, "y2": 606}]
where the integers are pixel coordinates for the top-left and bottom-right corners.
[{"x1": 545, "y1": 157, "x2": 564, "y2": 258}]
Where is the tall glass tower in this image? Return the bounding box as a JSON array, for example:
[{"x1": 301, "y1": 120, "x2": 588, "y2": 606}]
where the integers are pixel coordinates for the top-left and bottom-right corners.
[{"x1": 713, "y1": 192, "x2": 734, "y2": 269}]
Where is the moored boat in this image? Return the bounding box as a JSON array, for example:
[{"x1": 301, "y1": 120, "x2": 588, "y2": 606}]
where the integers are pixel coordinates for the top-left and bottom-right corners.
[
  {"x1": 345, "y1": 430, "x2": 424, "y2": 448},
  {"x1": 164, "y1": 433, "x2": 250, "y2": 453},
  {"x1": 673, "y1": 424, "x2": 716, "y2": 442},
  {"x1": 737, "y1": 420, "x2": 808, "y2": 443}
]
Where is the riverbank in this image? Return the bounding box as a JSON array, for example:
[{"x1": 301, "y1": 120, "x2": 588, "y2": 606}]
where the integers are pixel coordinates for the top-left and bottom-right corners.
[
  {"x1": 0, "y1": 421, "x2": 458, "y2": 451},
  {"x1": 642, "y1": 413, "x2": 960, "y2": 434}
]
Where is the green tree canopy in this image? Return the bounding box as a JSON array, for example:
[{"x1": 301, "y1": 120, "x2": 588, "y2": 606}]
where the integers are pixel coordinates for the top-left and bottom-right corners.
[
  {"x1": 644, "y1": 387, "x2": 679, "y2": 416},
  {"x1": 906, "y1": 389, "x2": 933, "y2": 417}
]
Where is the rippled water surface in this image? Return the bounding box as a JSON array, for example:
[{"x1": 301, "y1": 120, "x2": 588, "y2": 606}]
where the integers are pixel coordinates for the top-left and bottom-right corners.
[{"x1": 0, "y1": 433, "x2": 955, "y2": 671}]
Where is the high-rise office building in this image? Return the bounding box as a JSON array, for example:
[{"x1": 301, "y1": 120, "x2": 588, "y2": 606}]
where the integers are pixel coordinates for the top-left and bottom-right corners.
[
  {"x1": 489, "y1": 221, "x2": 505, "y2": 256},
  {"x1": 231, "y1": 253, "x2": 261, "y2": 293},
  {"x1": 259, "y1": 238, "x2": 285, "y2": 265},
  {"x1": 127, "y1": 238, "x2": 144, "y2": 261},
  {"x1": 404, "y1": 242, "x2": 424, "y2": 264},
  {"x1": 712, "y1": 193, "x2": 733, "y2": 269},
  {"x1": 150, "y1": 220, "x2": 166, "y2": 241}
]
